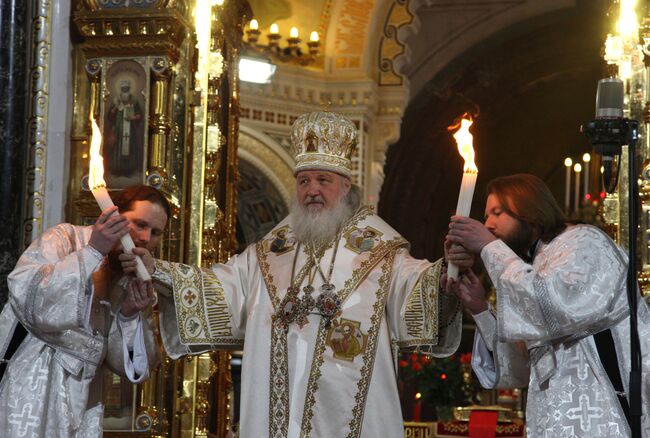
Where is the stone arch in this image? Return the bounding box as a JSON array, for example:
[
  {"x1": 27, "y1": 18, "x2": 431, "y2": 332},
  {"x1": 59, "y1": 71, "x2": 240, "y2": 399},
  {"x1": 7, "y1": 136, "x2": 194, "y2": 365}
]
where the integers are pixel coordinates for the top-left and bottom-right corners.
[{"x1": 236, "y1": 126, "x2": 294, "y2": 247}]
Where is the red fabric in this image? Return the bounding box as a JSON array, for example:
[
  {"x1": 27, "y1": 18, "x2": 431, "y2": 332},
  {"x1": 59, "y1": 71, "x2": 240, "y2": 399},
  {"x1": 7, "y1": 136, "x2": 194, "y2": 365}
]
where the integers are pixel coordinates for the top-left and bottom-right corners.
[{"x1": 469, "y1": 411, "x2": 498, "y2": 438}]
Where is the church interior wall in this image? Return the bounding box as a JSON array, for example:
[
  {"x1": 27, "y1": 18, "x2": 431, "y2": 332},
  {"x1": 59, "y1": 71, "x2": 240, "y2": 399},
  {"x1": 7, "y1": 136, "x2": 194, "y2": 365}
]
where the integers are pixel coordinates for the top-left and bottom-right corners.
[{"x1": 379, "y1": 0, "x2": 610, "y2": 262}]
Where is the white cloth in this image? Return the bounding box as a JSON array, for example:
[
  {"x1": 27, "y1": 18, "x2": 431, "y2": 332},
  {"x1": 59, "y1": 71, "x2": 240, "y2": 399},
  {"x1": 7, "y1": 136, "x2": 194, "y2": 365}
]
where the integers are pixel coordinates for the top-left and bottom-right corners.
[
  {"x1": 472, "y1": 224, "x2": 650, "y2": 437},
  {"x1": 0, "y1": 223, "x2": 159, "y2": 437},
  {"x1": 154, "y1": 207, "x2": 462, "y2": 438}
]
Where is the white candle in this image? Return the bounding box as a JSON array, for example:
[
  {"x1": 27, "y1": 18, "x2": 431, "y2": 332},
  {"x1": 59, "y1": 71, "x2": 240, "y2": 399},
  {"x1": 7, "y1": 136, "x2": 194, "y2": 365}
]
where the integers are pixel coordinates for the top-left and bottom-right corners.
[
  {"x1": 582, "y1": 153, "x2": 591, "y2": 200},
  {"x1": 564, "y1": 158, "x2": 572, "y2": 214},
  {"x1": 448, "y1": 117, "x2": 478, "y2": 280},
  {"x1": 88, "y1": 117, "x2": 150, "y2": 281},
  {"x1": 573, "y1": 163, "x2": 582, "y2": 211},
  {"x1": 600, "y1": 165, "x2": 605, "y2": 193}
]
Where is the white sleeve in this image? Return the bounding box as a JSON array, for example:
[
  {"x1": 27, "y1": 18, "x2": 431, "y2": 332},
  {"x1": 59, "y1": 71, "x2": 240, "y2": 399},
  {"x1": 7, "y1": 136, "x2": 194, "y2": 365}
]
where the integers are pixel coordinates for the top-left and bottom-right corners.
[
  {"x1": 473, "y1": 307, "x2": 497, "y2": 349},
  {"x1": 480, "y1": 226, "x2": 628, "y2": 344},
  {"x1": 471, "y1": 307, "x2": 531, "y2": 389},
  {"x1": 472, "y1": 330, "x2": 497, "y2": 388},
  {"x1": 117, "y1": 312, "x2": 149, "y2": 383}
]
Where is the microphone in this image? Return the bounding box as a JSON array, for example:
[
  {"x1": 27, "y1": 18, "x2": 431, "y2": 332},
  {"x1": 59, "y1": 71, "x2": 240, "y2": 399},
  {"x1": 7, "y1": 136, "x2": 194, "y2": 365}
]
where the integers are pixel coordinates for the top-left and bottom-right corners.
[
  {"x1": 595, "y1": 78, "x2": 623, "y2": 191},
  {"x1": 582, "y1": 78, "x2": 635, "y2": 192},
  {"x1": 595, "y1": 77, "x2": 624, "y2": 119}
]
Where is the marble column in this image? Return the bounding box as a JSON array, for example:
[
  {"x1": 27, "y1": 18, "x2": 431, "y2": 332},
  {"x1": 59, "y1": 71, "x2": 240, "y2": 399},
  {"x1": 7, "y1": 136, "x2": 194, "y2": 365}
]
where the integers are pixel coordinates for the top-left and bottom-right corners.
[{"x1": 0, "y1": 0, "x2": 29, "y2": 306}]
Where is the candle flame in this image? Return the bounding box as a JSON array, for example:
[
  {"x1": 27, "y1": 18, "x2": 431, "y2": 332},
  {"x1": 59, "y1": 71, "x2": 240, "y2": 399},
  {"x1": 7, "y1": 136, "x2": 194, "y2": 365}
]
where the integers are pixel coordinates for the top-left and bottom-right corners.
[
  {"x1": 449, "y1": 115, "x2": 477, "y2": 173},
  {"x1": 88, "y1": 117, "x2": 106, "y2": 190}
]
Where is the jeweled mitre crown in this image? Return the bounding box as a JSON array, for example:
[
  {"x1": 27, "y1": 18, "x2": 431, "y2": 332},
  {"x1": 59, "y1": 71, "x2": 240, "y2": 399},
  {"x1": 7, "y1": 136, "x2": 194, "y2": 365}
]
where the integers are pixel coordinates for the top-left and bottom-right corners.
[{"x1": 290, "y1": 111, "x2": 358, "y2": 178}]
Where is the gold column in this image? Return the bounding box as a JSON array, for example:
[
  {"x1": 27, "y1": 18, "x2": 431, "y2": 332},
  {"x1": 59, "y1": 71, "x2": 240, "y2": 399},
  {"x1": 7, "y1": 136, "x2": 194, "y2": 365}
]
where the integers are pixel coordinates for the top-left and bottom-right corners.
[{"x1": 149, "y1": 56, "x2": 173, "y2": 188}]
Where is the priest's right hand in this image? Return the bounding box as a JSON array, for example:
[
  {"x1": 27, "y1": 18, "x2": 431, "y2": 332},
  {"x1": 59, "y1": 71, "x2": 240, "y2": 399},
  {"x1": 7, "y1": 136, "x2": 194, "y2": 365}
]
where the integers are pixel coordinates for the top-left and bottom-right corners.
[
  {"x1": 444, "y1": 236, "x2": 474, "y2": 270},
  {"x1": 89, "y1": 206, "x2": 130, "y2": 255}
]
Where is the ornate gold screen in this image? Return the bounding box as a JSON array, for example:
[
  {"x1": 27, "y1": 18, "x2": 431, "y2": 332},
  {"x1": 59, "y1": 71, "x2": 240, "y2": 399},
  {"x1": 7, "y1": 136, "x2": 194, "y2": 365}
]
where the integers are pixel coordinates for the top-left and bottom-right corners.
[
  {"x1": 68, "y1": 0, "x2": 250, "y2": 436},
  {"x1": 599, "y1": 3, "x2": 650, "y2": 303}
]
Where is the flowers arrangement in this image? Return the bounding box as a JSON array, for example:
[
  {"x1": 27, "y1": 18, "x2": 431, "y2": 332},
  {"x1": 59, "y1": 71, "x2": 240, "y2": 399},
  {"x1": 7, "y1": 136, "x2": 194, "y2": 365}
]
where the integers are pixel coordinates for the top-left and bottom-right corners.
[{"x1": 400, "y1": 352, "x2": 475, "y2": 410}]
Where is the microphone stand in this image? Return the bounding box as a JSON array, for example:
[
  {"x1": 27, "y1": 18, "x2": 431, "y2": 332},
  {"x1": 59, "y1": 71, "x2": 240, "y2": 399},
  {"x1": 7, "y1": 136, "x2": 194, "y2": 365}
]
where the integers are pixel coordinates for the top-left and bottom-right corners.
[{"x1": 583, "y1": 118, "x2": 642, "y2": 438}]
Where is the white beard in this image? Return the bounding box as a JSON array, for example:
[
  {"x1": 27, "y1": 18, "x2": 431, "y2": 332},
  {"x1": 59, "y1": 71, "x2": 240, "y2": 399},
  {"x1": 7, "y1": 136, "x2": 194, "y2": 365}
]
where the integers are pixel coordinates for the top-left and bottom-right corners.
[{"x1": 290, "y1": 194, "x2": 354, "y2": 247}]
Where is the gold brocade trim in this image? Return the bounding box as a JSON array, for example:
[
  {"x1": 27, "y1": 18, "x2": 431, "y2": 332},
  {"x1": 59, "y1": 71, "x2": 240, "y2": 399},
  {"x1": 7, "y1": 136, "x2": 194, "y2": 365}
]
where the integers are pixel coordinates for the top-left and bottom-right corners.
[
  {"x1": 299, "y1": 318, "x2": 328, "y2": 436},
  {"x1": 300, "y1": 249, "x2": 400, "y2": 436},
  {"x1": 437, "y1": 421, "x2": 524, "y2": 435},
  {"x1": 269, "y1": 322, "x2": 290, "y2": 438},
  {"x1": 259, "y1": 207, "x2": 400, "y2": 437},
  {"x1": 396, "y1": 339, "x2": 441, "y2": 349},
  {"x1": 256, "y1": 241, "x2": 316, "y2": 310},
  {"x1": 294, "y1": 153, "x2": 351, "y2": 176},
  {"x1": 256, "y1": 206, "x2": 376, "y2": 312},
  {"x1": 203, "y1": 268, "x2": 234, "y2": 337},
  {"x1": 347, "y1": 251, "x2": 396, "y2": 438},
  {"x1": 167, "y1": 262, "x2": 234, "y2": 344},
  {"x1": 337, "y1": 237, "x2": 406, "y2": 305},
  {"x1": 404, "y1": 260, "x2": 441, "y2": 342}
]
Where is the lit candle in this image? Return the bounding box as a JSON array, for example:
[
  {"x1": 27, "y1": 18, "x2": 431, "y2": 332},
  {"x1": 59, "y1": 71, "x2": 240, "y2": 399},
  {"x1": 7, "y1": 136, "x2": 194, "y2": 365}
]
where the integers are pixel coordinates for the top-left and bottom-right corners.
[
  {"x1": 564, "y1": 157, "x2": 572, "y2": 214},
  {"x1": 413, "y1": 392, "x2": 422, "y2": 422},
  {"x1": 448, "y1": 115, "x2": 478, "y2": 280},
  {"x1": 88, "y1": 117, "x2": 151, "y2": 281},
  {"x1": 600, "y1": 165, "x2": 605, "y2": 193},
  {"x1": 582, "y1": 153, "x2": 591, "y2": 200},
  {"x1": 573, "y1": 163, "x2": 582, "y2": 212}
]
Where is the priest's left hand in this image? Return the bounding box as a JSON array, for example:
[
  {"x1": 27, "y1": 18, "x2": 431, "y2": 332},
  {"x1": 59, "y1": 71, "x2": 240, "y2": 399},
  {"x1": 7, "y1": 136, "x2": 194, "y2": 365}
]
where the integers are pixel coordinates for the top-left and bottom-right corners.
[
  {"x1": 120, "y1": 279, "x2": 154, "y2": 318},
  {"x1": 447, "y1": 269, "x2": 488, "y2": 315},
  {"x1": 119, "y1": 247, "x2": 155, "y2": 275},
  {"x1": 447, "y1": 216, "x2": 496, "y2": 254}
]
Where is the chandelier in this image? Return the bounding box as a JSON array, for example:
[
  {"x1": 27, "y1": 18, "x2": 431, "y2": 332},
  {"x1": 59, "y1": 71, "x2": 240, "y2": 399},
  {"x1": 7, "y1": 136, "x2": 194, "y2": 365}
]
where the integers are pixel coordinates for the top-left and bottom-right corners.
[{"x1": 244, "y1": 19, "x2": 321, "y2": 66}]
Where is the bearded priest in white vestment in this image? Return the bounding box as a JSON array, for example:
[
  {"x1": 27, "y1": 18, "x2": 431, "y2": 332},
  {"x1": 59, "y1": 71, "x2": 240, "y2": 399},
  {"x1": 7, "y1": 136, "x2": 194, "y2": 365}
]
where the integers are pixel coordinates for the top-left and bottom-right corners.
[
  {"x1": 447, "y1": 174, "x2": 650, "y2": 438},
  {"x1": 0, "y1": 185, "x2": 168, "y2": 437},
  {"x1": 151, "y1": 111, "x2": 463, "y2": 438}
]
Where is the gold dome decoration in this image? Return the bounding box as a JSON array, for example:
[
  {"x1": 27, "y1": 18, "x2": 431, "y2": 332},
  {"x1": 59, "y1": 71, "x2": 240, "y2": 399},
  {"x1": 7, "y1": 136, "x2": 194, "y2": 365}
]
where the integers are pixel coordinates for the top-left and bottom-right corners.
[{"x1": 290, "y1": 111, "x2": 358, "y2": 178}]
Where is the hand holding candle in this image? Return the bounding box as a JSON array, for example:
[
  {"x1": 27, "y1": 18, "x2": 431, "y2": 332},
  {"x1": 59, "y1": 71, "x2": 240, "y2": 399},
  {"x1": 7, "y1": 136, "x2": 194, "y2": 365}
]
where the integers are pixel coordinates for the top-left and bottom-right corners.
[
  {"x1": 448, "y1": 116, "x2": 478, "y2": 280},
  {"x1": 88, "y1": 117, "x2": 151, "y2": 281}
]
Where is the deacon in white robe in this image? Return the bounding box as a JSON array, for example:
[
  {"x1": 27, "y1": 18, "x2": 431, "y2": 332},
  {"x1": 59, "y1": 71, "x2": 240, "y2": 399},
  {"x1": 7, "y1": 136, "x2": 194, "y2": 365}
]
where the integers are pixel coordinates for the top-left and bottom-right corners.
[
  {"x1": 148, "y1": 111, "x2": 463, "y2": 438},
  {"x1": 0, "y1": 185, "x2": 169, "y2": 437},
  {"x1": 447, "y1": 173, "x2": 650, "y2": 438}
]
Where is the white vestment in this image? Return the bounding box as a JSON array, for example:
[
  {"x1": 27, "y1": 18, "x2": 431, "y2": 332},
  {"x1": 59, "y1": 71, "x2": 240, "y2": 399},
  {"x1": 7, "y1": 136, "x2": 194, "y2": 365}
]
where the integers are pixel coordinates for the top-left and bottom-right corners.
[
  {"x1": 472, "y1": 224, "x2": 650, "y2": 437},
  {"x1": 154, "y1": 207, "x2": 462, "y2": 438},
  {"x1": 0, "y1": 223, "x2": 159, "y2": 437}
]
